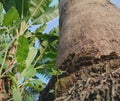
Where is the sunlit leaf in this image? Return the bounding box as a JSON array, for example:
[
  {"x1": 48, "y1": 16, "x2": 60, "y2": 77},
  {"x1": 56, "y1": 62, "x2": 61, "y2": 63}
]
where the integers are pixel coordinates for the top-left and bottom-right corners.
[
  {"x1": 29, "y1": 79, "x2": 46, "y2": 89},
  {"x1": 0, "y1": 2, "x2": 3, "y2": 25},
  {"x1": 0, "y1": 0, "x2": 59, "y2": 100},
  {"x1": 12, "y1": 87, "x2": 22, "y2": 101},
  {"x1": 3, "y1": 7, "x2": 19, "y2": 26},
  {"x1": 27, "y1": 96, "x2": 33, "y2": 101},
  {"x1": 25, "y1": 46, "x2": 38, "y2": 67},
  {"x1": 49, "y1": 68, "x2": 58, "y2": 76},
  {"x1": 35, "y1": 24, "x2": 47, "y2": 33},
  {"x1": 23, "y1": 67, "x2": 36, "y2": 79},
  {"x1": 35, "y1": 64, "x2": 45, "y2": 69},
  {"x1": 9, "y1": 75, "x2": 18, "y2": 88},
  {"x1": 29, "y1": 0, "x2": 51, "y2": 21},
  {"x1": 49, "y1": 89, "x2": 55, "y2": 94},
  {"x1": 33, "y1": 7, "x2": 58, "y2": 24}
]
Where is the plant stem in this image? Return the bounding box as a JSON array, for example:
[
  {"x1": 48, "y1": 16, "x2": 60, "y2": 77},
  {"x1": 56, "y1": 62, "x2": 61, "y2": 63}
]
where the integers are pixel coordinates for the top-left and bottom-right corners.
[{"x1": 0, "y1": 39, "x2": 16, "y2": 77}]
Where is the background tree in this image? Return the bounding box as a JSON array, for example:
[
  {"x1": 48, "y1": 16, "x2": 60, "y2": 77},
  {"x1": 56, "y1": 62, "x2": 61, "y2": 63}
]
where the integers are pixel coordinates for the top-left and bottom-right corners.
[{"x1": 39, "y1": 0, "x2": 120, "y2": 101}]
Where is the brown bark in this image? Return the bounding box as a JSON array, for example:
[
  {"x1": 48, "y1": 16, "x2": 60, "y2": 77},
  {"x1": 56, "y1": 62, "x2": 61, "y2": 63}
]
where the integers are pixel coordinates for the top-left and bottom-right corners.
[
  {"x1": 54, "y1": 53, "x2": 120, "y2": 101},
  {"x1": 39, "y1": 0, "x2": 120, "y2": 101},
  {"x1": 56, "y1": 0, "x2": 120, "y2": 68}
]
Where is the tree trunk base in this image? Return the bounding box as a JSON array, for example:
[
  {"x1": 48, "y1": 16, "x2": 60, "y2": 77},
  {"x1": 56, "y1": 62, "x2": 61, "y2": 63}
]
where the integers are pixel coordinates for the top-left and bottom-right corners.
[
  {"x1": 39, "y1": 52, "x2": 120, "y2": 101},
  {"x1": 55, "y1": 52, "x2": 120, "y2": 101}
]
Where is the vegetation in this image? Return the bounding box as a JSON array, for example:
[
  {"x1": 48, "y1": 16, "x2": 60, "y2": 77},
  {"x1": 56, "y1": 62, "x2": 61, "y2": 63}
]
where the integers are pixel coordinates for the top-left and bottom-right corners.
[{"x1": 0, "y1": 0, "x2": 60, "y2": 100}]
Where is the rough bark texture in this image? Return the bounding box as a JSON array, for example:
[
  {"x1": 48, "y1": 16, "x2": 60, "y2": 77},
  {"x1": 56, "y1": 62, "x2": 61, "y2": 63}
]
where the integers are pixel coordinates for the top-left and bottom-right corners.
[
  {"x1": 55, "y1": 52, "x2": 120, "y2": 101},
  {"x1": 39, "y1": 0, "x2": 120, "y2": 101},
  {"x1": 56, "y1": 0, "x2": 120, "y2": 68}
]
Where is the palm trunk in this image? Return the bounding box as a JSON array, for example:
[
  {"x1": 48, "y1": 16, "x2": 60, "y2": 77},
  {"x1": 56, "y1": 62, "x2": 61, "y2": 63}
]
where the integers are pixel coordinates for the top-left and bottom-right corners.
[
  {"x1": 39, "y1": 0, "x2": 120, "y2": 101},
  {"x1": 57, "y1": 0, "x2": 120, "y2": 68}
]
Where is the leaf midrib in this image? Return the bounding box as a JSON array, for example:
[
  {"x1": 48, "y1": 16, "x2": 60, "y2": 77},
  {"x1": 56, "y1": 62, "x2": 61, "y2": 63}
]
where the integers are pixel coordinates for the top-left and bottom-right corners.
[{"x1": 31, "y1": 0, "x2": 44, "y2": 17}]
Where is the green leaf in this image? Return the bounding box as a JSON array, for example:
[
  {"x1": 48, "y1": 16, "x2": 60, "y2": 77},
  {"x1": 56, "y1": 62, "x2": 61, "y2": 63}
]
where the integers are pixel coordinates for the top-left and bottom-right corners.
[
  {"x1": 35, "y1": 64, "x2": 45, "y2": 69},
  {"x1": 49, "y1": 69, "x2": 65, "y2": 76},
  {"x1": 0, "y1": 56, "x2": 3, "y2": 64},
  {"x1": 25, "y1": 46, "x2": 38, "y2": 67},
  {"x1": 49, "y1": 89, "x2": 55, "y2": 94},
  {"x1": 9, "y1": 75, "x2": 18, "y2": 88},
  {"x1": 27, "y1": 96, "x2": 33, "y2": 101},
  {"x1": 51, "y1": 40, "x2": 58, "y2": 47},
  {"x1": 23, "y1": 67, "x2": 36, "y2": 79},
  {"x1": 29, "y1": 0, "x2": 51, "y2": 21},
  {"x1": 3, "y1": 7, "x2": 19, "y2": 26},
  {"x1": 35, "y1": 33, "x2": 49, "y2": 41},
  {"x1": 0, "y1": 2, "x2": 3, "y2": 25},
  {"x1": 17, "y1": 63, "x2": 26, "y2": 73},
  {"x1": 35, "y1": 24, "x2": 47, "y2": 33},
  {"x1": 0, "y1": 0, "x2": 30, "y2": 17},
  {"x1": 14, "y1": 0, "x2": 30, "y2": 17},
  {"x1": 30, "y1": 79, "x2": 45, "y2": 87},
  {"x1": 27, "y1": 79, "x2": 45, "y2": 91},
  {"x1": 17, "y1": 35, "x2": 29, "y2": 63},
  {"x1": 34, "y1": 40, "x2": 48, "y2": 65},
  {"x1": 33, "y1": 7, "x2": 58, "y2": 24},
  {"x1": 44, "y1": 52, "x2": 57, "y2": 59},
  {"x1": 49, "y1": 68, "x2": 58, "y2": 76},
  {"x1": 12, "y1": 87, "x2": 22, "y2": 101}
]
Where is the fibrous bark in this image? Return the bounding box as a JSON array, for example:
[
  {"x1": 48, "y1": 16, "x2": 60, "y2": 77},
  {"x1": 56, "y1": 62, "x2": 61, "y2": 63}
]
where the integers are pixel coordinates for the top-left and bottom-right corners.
[
  {"x1": 55, "y1": 52, "x2": 120, "y2": 101},
  {"x1": 39, "y1": 52, "x2": 120, "y2": 101}
]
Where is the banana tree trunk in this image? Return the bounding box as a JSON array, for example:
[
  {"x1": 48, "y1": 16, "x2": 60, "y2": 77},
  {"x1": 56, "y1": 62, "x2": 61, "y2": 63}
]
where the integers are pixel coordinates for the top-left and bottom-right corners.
[
  {"x1": 39, "y1": 0, "x2": 120, "y2": 101},
  {"x1": 0, "y1": 42, "x2": 16, "y2": 100}
]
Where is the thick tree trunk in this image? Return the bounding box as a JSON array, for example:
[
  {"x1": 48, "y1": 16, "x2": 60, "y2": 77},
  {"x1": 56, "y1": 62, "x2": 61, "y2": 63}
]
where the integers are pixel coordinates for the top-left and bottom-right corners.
[
  {"x1": 57, "y1": 0, "x2": 120, "y2": 68},
  {"x1": 39, "y1": 0, "x2": 120, "y2": 101}
]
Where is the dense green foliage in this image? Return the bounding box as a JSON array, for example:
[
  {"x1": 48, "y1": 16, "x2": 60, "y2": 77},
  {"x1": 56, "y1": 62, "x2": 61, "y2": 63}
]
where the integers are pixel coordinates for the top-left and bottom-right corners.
[{"x1": 0, "y1": 0, "x2": 60, "y2": 100}]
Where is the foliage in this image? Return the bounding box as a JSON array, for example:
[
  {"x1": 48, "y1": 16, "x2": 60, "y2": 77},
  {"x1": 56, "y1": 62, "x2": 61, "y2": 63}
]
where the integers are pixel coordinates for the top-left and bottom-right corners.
[{"x1": 0, "y1": 0, "x2": 59, "y2": 100}]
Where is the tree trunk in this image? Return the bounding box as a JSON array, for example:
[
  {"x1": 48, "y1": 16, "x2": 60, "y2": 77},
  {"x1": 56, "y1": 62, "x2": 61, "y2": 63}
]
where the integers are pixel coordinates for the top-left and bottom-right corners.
[
  {"x1": 57, "y1": 0, "x2": 120, "y2": 68},
  {"x1": 39, "y1": 0, "x2": 120, "y2": 101}
]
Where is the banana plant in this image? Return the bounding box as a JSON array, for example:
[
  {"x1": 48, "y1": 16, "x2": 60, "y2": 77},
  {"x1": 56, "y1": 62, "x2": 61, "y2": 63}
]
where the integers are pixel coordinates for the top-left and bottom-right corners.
[{"x1": 0, "y1": 0, "x2": 58, "y2": 100}]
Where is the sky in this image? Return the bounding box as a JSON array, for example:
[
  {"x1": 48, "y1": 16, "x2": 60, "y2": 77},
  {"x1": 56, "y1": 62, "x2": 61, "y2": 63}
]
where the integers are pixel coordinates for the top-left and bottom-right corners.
[
  {"x1": 44, "y1": 0, "x2": 59, "y2": 33},
  {"x1": 51, "y1": 0, "x2": 58, "y2": 6},
  {"x1": 110, "y1": 0, "x2": 120, "y2": 7}
]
